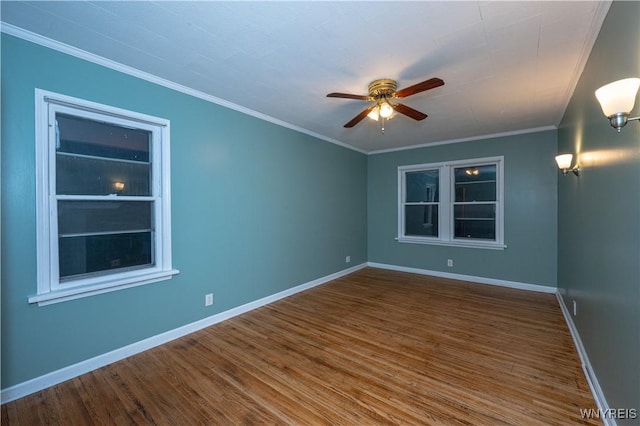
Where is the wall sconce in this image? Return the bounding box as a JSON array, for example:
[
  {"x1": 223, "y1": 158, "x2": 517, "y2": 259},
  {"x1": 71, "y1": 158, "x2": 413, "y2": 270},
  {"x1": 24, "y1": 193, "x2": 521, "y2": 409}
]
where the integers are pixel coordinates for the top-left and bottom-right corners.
[
  {"x1": 555, "y1": 154, "x2": 580, "y2": 176},
  {"x1": 113, "y1": 181, "x2": 125, "y2": 191},
  {"x1": 595, "y1": 78, "x2": 640, "y2": 132}
]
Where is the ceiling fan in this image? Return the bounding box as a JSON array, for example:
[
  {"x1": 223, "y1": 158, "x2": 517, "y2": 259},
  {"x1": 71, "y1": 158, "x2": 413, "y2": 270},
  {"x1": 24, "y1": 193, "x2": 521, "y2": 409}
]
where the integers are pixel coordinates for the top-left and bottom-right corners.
[{"x1": 327, "y1": 77, "x2": 444, "y2": 132}]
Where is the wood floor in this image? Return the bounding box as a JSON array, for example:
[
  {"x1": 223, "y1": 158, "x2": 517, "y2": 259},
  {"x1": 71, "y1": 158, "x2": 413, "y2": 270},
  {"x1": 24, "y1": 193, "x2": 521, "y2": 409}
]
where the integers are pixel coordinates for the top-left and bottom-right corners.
[{"x1": 2, "y1": 268, "x2": 600, "y2": 425}]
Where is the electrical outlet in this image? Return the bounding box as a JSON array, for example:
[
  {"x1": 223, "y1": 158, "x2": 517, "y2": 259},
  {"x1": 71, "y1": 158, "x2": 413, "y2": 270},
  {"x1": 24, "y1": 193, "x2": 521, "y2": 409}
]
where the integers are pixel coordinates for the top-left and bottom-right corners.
[
  {"x1": 447, "y1": 259, "x2": 453, "y2": 267},
  {"x1": 205, "y1": 293, "x2": 214, "y2": 307},
  {"x1": 573, "y1": 300, "x2": 577, "y2": 316},
  {"x1": 346, "y1": 256, "x2": 351, "y2": 263}
]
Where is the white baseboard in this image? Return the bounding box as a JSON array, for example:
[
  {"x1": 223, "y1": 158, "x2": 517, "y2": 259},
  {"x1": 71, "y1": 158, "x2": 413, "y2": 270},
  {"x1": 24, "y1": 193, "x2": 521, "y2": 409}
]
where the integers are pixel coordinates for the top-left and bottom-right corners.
[
  {"x1": 367, "y1": 262, "x2": 557, "y2": 293},
  {"x1": 0, "y1": 263, "x2": 367, "y2": 404},
  {"x1": 555, "y1": 293, "x2": 615, "y2": 426}
]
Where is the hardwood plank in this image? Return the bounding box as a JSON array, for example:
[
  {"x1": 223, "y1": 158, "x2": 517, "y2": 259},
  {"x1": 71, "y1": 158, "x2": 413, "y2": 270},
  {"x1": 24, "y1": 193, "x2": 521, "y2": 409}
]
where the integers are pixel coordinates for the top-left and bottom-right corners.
[{"x1": 1, "y1": 268, "x2": 601, "y2": 425}]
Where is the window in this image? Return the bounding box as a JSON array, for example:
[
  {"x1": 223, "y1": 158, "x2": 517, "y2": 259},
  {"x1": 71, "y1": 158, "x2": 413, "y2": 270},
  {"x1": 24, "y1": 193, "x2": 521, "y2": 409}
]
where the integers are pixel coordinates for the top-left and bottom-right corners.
[
  {"x1": 398, "y1": 157, "x2": 505, "y2": 249},
  {"x1": 404, "y1": 169, "x2": 439, "y2": 238},
  {"x1": 31, "y1": 89, "x2": 178, "y2": 305}
]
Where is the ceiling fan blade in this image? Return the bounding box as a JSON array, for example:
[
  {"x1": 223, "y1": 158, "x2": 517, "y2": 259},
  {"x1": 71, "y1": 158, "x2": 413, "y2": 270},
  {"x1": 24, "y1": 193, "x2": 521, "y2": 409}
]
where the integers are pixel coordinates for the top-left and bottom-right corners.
[
  {"x1": 395, "y1": 78, "x2": 444, "y2": 98},
  {"x1": 344, "y1": 106, "x2": 375, "y2": 128},
  {"x1": 394, "y1": 103, "x2": 428, "y2": 121},
  {"x1": 327, "y1": 92, "x2": 370, "y2": 101}
]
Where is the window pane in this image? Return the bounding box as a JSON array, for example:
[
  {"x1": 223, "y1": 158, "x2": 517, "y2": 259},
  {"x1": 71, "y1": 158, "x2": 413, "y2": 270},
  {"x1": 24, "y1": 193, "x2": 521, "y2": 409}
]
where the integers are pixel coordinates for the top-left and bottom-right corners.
[
  {"x1": 454, "y1": 204, "x2": 496, "y2": 240},
  {"x1": 405, "y1": 205, "x2": 438, "y2": 237},
  {"x1": 56, "y1": 113, "x2": 152, "y2": 196},
  {"x1": 58, "y1": 201, "x2": 153, "y2": 236},
  {"x1": 454, "y1": 165, "x2": 496, "y2": 202},
  {"x1": 59, "y1": 232, "x2": 153, "y2": 279},
  {"x1": 56, "y1": 154, "x2": 151, "y2": 196},
  {"x1": 57, "y1": 114, "x2": 150, "y2": 162},
  {"x1": 406, "y1": 170, "x2": 439, "y2": 202}
]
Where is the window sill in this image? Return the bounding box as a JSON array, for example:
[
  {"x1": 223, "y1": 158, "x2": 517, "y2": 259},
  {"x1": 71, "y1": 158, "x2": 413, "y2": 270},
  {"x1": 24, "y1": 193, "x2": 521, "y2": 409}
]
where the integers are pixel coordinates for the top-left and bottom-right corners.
[
  {"x1": 28, "y1": 269, "x2": 180, "y2": 306},
  {"x1": 396, "y1": 236, "x2": 506, "y2": 250}
]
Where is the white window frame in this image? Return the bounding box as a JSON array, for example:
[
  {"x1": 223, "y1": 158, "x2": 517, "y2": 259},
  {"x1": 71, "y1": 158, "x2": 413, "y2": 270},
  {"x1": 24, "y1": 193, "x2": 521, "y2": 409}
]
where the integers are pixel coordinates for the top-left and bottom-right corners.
[
  {"x1": 31, "y1": 89, "x2": 179, "y2": 306},
  {"x1": 397, "y1": 156, "x2": 506, "y2": 250}
]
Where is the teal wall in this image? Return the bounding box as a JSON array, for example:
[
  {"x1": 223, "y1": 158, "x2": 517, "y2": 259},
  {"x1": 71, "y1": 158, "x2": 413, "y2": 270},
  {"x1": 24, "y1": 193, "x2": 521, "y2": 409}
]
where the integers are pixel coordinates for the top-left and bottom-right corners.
[
  {"x1": 368, "y1": 131, "x2": 558, "y2": 287},
  {"x1": 557, "y1": 1, "x2": 639, "y2": 420},
  {"x1": 0, "y1": 34, "x2": 367, "y2": 388}
]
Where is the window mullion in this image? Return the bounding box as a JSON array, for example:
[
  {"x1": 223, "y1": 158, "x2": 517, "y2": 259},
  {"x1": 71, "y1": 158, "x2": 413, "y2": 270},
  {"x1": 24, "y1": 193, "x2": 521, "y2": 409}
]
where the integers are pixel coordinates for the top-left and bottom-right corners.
[
  {"x1": 497, "y1": 181, "x2": 502, "y2": 244},
  {"x1": 440, "y1": 165, "x2": 451, "y2": 241},
  {"x1": 398, "y1": 170, "x2": 405, "y2": 238}
]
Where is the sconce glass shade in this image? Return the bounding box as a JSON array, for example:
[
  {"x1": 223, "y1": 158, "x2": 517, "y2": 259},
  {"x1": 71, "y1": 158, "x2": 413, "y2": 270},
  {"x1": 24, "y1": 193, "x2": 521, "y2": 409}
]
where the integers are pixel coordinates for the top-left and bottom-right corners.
[
  {"x1": 555, "y1": 154, "x2": 573, "y2": 170},
  {"x1": 555, "y1": 154, "x2": 580, "y2": 176},
  {"x1": 379, "y1": 101, "x2": 394, "y2": 118},
  {"x1": 595, "y1": 78, "x2": 640, "y2": 117}
]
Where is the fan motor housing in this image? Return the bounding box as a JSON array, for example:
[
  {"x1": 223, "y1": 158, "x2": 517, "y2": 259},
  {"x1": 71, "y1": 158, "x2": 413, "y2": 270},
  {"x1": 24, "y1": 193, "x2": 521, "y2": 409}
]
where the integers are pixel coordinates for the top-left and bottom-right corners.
[{"x1": 368, "y1": 79, "x2": 397, "y2": 98}]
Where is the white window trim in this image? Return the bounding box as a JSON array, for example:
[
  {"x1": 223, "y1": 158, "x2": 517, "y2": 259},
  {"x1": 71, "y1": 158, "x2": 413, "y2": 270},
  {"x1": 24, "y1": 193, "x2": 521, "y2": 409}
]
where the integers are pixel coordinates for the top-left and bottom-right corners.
[
  {"x1": 31, "y1": 89, "x2": 179, "y2": 306},
  {"x1": 397, "y1": 156, "x2": 506, "y2": 250}
]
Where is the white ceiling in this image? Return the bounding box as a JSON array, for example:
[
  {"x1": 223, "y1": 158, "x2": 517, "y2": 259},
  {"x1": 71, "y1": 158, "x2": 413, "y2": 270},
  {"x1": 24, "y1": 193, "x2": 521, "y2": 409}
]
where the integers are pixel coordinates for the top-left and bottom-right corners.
[{"x1": 1, "y1": 1, "x2": 611, "y2": 153}]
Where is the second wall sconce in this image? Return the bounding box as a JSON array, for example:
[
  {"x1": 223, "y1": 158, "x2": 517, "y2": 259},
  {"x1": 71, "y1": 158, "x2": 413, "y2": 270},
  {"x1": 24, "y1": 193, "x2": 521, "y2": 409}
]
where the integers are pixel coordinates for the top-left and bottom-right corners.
[
  {"x1": 555, "y1": 154, "x2": 580, "y2": 176},
  {"x1": 595, "y1": 77, "x2": 640, "y2": 132}
]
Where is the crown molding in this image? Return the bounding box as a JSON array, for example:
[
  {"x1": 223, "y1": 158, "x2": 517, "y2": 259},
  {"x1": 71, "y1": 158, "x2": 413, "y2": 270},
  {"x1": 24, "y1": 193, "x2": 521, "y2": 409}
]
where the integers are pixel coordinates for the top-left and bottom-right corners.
[{"x1": 368, "y1": 125, "x2": 557, "y2": 155}]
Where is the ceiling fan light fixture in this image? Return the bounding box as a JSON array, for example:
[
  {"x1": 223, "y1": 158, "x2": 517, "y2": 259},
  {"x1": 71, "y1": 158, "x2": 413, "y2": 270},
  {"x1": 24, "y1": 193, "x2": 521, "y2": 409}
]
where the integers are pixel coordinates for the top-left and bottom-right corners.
[
  {"x1": 379, "y1": 101, "x2": 394, "y2": 118},
  {"x1": 327, "y1": 77, "x2": 444, "y2": 129}
]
